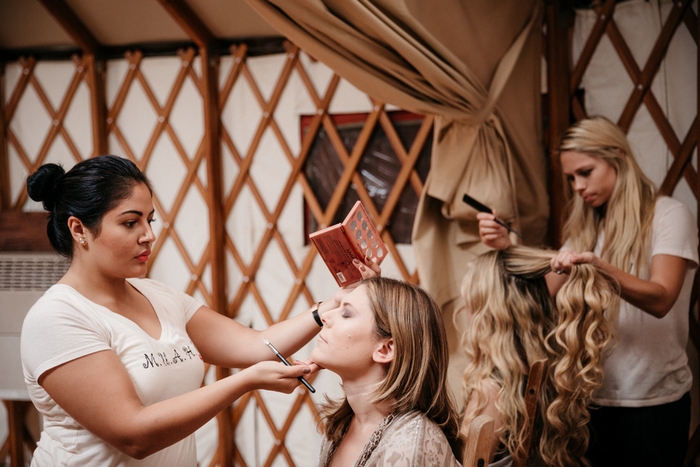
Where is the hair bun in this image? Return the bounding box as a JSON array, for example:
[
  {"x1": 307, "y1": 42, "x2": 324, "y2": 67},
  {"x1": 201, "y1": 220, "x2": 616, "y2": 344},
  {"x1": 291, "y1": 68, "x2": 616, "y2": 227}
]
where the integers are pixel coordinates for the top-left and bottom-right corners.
[{"x1": 27, "y1": 163, "x2": 65, "y2": 211}]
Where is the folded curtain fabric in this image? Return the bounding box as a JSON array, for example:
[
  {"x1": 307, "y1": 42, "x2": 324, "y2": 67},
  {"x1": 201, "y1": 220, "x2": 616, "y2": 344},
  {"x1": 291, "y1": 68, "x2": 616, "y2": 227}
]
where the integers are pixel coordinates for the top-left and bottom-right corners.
[{"x1": 243, "y1": 0, "x2": 549, "y2": 402}]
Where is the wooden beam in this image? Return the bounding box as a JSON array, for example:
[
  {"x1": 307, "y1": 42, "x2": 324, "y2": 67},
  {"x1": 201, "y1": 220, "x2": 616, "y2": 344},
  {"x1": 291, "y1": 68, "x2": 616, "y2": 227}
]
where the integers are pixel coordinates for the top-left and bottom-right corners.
[
  {"x1": 201, "y1": 46, "x2": 226, "y2": 374},
  {"x1": 0, "y1": 61, "x2": 9, "y2": 210},
  {"x1": 0, "y1": 212, "x2": 53, "y2": 252},
  {"x1": 685, "y1": 10, "x2": 700, "y2": 467},
  {"x1": 36, "y1": 0, "x2": 100, "y2": 54},
  {"x1": 200, "y1": 40, "x2": 233, "y2": 466},
  {"x1": 157, "y1": 0, "x2": 219, "y2": 48},
  {"x1": 84, "y1": 54, "x2": 108, "y2": 157},
  {"x1": 4, "y1": 401, "x2": 24, "y2": 467},
  {"x1": 569, "y1": 0, "x2": 616, "y2": 94},
  {"x1": 171, "y1": 4, "x2": 231, "y2": 454},
  {"x1": 545, "y1": 0, "x2": 572, "y2": 248}
]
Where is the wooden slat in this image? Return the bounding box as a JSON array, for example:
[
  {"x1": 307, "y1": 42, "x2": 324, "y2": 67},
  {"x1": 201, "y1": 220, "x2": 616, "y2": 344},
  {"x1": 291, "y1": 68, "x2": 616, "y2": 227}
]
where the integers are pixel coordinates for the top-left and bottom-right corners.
[
  {"x1": 267, "y1": 117, "x2": 337, "y2": 320},
  {"x1": 105, "y1": 51, "x2": 143, "y2": 161},
  {"x1": 0, "y1": 211, "x2": 53, "y2": 252},
  {"x1": 545, "y1": 0, "x2": 571, "y2": 249},
  {"x1": 4, "y1": 401, "x2": 25, "y2": 467},
  {"x1": 683, "y1": 6, "x2": 698, "y2": 45},
  {"x1": 291, "y1": 47, "x2": 341, "y2": 225},
  {"x1": 569, "y1": 0, "x2": 617, "y2": 94},
  {"x1": 135, "y1": 48, "x2": 194, "y2": 169},
  {"x1": 4, "y1": 58, "x2": 38, "y2": 208},
  {"x1": 85, "y1": 54, "x2": 108, "y2": 156},
  {"x1": 215, "y1": 367, "x2": 235, "y2": 467},
  {"x1": 688, "y1": 10, "x2": 700, "y2": 466},
  {"x1": 202, "y1": 44, "x2": 232, "y2": 467},
  {"x1": 660, "y1": 118, "x2": 698, "y2": 196},
  {"x1": 4, "y1": 58, "x2": 36, "y2": 123},
  {"x1": 512, "y1": 359, "x2": 548, "y2": 467},
  {"x1": 617, "y1": 0, "x2": 691, "y2": 132},
  {"x1": 377, "y1": 110, "x2": 427, "y2": 213},
  {"x1": 0, "y1": 61, "x2": 8, "y2": 210},
  {"x1": 5, "y1": 130, "x2": 34, "y2": 208},
  {"x1": 319, "y1": 106, "x2": 381, "y2": 225},
  {"x1": 223, "y1": 59, "x2": 298, "y2": 315},
  {"x1": 14, "y1": 58, "x2": 88, "y2": 208},
  {"x1": 604, "y1": 19, "x2": 698, "y2": 194}
]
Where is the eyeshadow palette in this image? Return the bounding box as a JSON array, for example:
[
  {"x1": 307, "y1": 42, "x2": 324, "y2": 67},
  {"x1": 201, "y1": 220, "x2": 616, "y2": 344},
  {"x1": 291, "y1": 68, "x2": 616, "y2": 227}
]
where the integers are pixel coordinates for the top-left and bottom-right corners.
[{"x1": 309, "y1": 201, "x2": 387, "y2": 286}]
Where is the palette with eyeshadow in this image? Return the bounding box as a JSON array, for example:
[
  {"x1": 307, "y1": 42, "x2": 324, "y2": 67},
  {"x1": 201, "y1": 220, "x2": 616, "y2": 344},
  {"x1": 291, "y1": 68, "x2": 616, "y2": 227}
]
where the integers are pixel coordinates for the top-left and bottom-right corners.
[{"x1": 309, "y1": 201, "x2": 387, "y2": 286}]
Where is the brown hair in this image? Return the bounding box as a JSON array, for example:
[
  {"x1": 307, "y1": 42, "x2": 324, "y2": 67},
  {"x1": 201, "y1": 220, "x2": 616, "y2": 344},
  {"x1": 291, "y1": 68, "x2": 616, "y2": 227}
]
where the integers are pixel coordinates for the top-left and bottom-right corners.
[{"x1": 319, "y1": 276, "x2": 463, "y2": 458}]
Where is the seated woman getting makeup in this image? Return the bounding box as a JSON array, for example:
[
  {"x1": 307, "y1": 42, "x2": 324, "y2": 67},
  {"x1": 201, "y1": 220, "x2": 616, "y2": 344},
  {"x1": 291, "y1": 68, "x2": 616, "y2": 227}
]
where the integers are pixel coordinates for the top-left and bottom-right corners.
[
  {"x1": 459, "y1": 246, "x2": 619, "y2": 467},
  {"x1": 305, "y1": 276, "x2": 463, "y2": 467}
]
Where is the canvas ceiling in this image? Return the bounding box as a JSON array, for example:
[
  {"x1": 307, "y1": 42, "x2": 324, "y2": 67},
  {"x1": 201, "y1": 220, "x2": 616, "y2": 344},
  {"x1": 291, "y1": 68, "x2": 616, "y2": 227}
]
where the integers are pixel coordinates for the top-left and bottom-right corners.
[{"x1": 0, "y1": 0, "x2": 279, "y2": 51}]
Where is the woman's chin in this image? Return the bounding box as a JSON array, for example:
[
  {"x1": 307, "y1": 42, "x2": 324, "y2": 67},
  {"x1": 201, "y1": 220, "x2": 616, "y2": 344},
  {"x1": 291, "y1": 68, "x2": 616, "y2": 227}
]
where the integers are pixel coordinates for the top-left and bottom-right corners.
[{"x1": 309, "y1": 349, "x2": 324, "y2": 366}]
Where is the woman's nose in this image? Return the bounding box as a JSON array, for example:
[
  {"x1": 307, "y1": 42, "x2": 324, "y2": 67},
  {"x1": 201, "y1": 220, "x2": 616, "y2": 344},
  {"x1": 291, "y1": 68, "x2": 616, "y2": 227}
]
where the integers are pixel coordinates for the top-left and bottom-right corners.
[
  {"x1": 321, "y1": 308, "x2": 336, "y2": 327},
  {"x1": 142, "y1": 225, "x2": 156, "y2": 243}
]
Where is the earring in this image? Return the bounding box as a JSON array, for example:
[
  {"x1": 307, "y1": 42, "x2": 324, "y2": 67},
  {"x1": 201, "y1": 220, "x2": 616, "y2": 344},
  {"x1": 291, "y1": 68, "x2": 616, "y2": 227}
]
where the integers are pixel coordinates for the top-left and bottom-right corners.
[{"x1": 78, "y1": 237, "x2": 86, "y2": 246}]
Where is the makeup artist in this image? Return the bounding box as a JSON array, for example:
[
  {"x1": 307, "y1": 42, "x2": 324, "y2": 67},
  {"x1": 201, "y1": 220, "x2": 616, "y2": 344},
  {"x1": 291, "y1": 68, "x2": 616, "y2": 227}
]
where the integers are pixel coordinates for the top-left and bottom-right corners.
[
  {"x1": 477, "y1": 116, "x2": 697, "y2": 467},
  {"x1": 304, "y1": 277, "x2": 463, "y2": 467},
  {"x1": 20, "y1": 155, "x2": 377, "y2": 467}
]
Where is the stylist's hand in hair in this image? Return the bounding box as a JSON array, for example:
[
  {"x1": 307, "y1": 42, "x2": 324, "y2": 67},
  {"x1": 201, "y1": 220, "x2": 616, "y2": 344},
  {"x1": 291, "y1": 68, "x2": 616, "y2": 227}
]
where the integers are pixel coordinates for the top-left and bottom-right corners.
[{"x1": 550, "y1": 249, "x2": 599, "y2": 275}]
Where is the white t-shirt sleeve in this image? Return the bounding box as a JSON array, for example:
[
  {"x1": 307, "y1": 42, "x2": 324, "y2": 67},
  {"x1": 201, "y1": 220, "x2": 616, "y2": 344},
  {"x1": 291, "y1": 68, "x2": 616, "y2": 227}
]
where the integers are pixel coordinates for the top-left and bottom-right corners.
[
  {"x1": 651, "y1": 196, "x2": 698, "y2": 268},
  {"x1": 21, "y1": 288, "x2": 112, "y2": 383}
]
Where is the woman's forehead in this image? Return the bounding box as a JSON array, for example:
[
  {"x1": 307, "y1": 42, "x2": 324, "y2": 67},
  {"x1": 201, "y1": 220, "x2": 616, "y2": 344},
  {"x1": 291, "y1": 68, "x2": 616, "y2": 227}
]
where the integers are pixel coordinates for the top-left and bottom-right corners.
[
  {"x1": 560, "y1": 150, "x2": 603, "y2": 171},
  {"x1": 343, "y1": 284, "x2": 369, "y2": 306}
]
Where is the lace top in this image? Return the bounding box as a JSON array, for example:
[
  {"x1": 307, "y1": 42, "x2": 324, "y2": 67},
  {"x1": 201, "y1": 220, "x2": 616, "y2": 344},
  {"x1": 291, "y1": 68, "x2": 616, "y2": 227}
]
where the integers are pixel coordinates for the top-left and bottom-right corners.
[{"x1": 319, "y1": 411, "x2": 461, "y2": 467}]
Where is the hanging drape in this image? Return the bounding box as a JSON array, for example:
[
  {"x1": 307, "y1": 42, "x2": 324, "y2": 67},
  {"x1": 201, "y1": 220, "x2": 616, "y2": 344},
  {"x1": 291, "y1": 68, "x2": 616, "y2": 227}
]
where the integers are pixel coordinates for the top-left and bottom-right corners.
[{"x1": 244, "y1": 0, "x2": 548, "y2": 401}]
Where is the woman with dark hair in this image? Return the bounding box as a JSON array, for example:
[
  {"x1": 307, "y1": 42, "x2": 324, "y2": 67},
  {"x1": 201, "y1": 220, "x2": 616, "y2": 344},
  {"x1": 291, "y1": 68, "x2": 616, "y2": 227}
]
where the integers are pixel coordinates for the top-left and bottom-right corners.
[
  {"x1": 307, "y1": 276, "x2": 462, "y2": 467},
  {"x1": 21, "y1": 155, "x2": 372, "y2": 466}
]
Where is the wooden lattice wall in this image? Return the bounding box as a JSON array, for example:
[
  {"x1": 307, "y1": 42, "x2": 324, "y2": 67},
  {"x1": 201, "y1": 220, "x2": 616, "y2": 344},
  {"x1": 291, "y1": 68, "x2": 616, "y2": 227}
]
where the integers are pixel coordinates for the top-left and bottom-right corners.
[
  {"x1": 0, "y1": 41, "x2": 430, "y2": 467},
  {"x1": 1, "y1": 0, "x2": 698, "y2": 466}
]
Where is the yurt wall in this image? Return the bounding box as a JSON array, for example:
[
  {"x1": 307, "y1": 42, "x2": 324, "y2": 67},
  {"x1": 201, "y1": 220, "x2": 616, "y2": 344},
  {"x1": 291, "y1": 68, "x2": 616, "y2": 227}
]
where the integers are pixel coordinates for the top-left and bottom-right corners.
[
  {"x1": 0, "y1": 0, "x2": 698, "y2": 466},
  {"x1": 0, "y1": 37, "x2": 426, "y2": 467}
]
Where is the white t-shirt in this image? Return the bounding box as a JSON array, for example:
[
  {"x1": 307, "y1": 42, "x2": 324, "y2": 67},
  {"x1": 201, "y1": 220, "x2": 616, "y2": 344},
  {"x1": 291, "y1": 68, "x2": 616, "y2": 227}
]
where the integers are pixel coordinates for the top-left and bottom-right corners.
[
  {"x1": 567, "y1": 196, "x2": 698, "y2": 407},
  {"x1": 21, "y1": 278, "x2": 205, "y2": 466}
]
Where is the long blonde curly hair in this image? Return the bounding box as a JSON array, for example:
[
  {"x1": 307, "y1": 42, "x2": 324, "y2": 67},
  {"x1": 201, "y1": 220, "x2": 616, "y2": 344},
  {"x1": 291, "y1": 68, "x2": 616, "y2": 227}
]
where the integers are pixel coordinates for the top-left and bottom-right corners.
[
  {"x1": 460, "y1": 246, "x2": 619, "y2": 467},
  {"x1": 559, "y1": 115, "x2": 657, "y2": 278}
]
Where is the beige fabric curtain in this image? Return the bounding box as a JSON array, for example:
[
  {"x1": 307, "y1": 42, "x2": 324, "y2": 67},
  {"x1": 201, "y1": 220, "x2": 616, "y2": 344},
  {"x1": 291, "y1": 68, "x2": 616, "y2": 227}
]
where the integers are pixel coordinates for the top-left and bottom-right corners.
[{"x1": 244, "y1": 0, "x2": 549, "y2": 400}]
